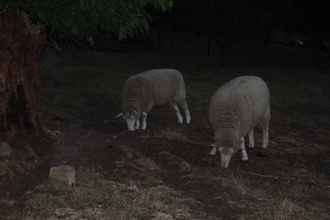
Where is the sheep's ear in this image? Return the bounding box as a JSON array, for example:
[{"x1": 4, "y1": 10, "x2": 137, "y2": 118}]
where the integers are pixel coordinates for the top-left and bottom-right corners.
[{"x1": 116, "y1": 112, "x2": 123, "y2": 118}]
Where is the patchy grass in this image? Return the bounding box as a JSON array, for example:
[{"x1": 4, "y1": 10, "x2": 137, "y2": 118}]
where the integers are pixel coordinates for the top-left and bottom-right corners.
[
  {"x1": 154, "y1": 129, "x2": 189, "y2": 142},
  {"x1": 3, "y1": 46, "x2": 329, "y2": 220},
  {"x1": 22, "y1": 167, "x2": 197, "y2": 220},
  {"x1": 253, "y1": 198, "x2": 309, "y2": 220}
]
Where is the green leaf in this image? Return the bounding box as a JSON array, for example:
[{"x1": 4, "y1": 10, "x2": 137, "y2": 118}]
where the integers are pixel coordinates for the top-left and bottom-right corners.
[{"x1": 0, "y1": 0, "x2": 173, "y2": 40}]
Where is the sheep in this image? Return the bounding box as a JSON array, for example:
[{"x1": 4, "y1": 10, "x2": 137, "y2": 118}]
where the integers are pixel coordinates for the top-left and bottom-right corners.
[
  {"x1": 117, "y1": 69, "x2": 191, "y2": 131},
  {"x1": 208, "y1": 75, "x2": 271, "y2": 168}
]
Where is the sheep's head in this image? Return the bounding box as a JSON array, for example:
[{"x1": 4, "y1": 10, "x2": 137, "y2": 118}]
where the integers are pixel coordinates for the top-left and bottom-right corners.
[
  {"x1": 215, "y1": 128, "x2": 240, "y2": 168},
  {"x1": 117, "y1": 106, "x2": 141, "y2": 131},
  {"x1": 218, "y1": 146, "x2": 236, "y2": 168}
]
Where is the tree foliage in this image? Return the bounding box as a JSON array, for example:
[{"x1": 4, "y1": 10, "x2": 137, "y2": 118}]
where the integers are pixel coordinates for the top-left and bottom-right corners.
[{"x1": 0, "y1": 0, "x2": 173, "y2": 39}]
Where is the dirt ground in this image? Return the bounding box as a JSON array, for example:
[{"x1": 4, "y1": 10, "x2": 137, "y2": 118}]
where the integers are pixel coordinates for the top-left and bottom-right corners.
[{"x1": 1, "y1": 41, "x2": 330, "y2": 219}]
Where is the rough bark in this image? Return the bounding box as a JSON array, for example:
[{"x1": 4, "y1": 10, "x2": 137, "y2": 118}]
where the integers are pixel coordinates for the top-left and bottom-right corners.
[{"x1": 0, "y1": 10, "x2": 47, "y2": 138}]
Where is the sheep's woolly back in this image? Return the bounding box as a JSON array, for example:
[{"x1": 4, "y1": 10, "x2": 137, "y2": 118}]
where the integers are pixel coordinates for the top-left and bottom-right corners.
[
  {"x1": 122, "y1": 69, "x2": 186, "y2": 112},
  {"x1": 209, "y1": 76, "x2": 270, "y2": 137}
]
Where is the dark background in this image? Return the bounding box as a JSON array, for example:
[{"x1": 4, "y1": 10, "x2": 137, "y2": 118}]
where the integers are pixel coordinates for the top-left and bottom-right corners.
[
  {"x1": 153, "y1": 1, "x2": 329, "y2": 35},
  {"x1": 113, "y1": 0, "x2": 330, "y2": 58}
]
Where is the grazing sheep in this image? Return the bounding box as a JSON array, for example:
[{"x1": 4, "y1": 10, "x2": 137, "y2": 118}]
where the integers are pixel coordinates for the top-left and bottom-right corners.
[
  {"x1": 117, "y1": 69, "x2": 191, "y2": 131},
  {"x1": 209, "y1": 76, "x2": 270, "y2": 168}
]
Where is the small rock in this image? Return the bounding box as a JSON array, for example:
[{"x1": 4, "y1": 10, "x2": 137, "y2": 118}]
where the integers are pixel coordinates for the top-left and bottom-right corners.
[
  {"x1": 0, "y1": 142, "x2": 12, "y2": 158},
  {"x1": 127, "y1": 181, "x2": 139, "y2": 192},
  {"x1": 151, "y1": 212, "x2": 174, "y2": 220},
  {"x1": 134, "y1": 157, "x2": 161, "y2": 173},
  {"x1": 49, "y1": 165, "x2": 76, "y2": 186},
  {"x1": 174, "y1": 208, "x2": 192, "y2": 220},
  {"x1": 54, "y1": 208, "x2": 80, "y2": 218},
  {"x1": 117, "y1": 145, "x2": 143, "y2": 160},
  {"x1": 158, "y1": 151, "x2": 191, "y2": 174},
  {"x1": 45, "y1": 129, "x2": 62, "y2": 139}
]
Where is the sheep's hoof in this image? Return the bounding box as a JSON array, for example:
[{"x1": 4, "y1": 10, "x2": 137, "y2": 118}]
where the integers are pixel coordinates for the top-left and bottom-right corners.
[
  {"x1": 141, "y1": 123, "x2": 147, "y2": 130},
  {"x1": 209, "y1": 147, "x2": 217, "y2": 156}
]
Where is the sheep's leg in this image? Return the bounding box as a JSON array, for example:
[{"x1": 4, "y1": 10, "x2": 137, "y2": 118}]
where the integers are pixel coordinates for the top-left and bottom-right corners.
[
  {"x1": 141, "y1": 112, "x2": 148, "y2": 130},
  {"x1": 172, "y1": 103, "x2": 184, "y2": 124},
  {"x1": 248, "y1": 129, "x2": 255, "y2": 148},
  {"x1": 177, "y1": 99, "x2": 191, "y2": 124},
  {"x1": 241, "y1": 137, "x2": 248, "y2": 161},
  {"x1": 135, "y1": 119, "x2": 140, "y2": 130},
  {"x1": 261, "y1": 105, "x2": 270, "y2": 149},
  {"x1": 262, "y1": 125, "x2": 269, "y2": 149}
]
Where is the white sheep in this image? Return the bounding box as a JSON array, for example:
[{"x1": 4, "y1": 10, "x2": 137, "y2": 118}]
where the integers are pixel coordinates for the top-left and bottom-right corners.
[
  {"x1": 208, "y1": 76, "x2": 271, "y2": 168},
  {"x1": 117, "y1": 69, "x2": 191, "y2": 131}
]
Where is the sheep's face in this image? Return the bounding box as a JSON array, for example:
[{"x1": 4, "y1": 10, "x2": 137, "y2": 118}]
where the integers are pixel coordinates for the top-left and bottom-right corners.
[
  {"x1": 215, "y1": 129, "x2": 240, "y2": 168},
  {"x1": 218, "y1": 146, "x2": 236, "y2": 168},
  {"x1": 123, "y1": 109, "x2": 140, "y2": 131}
]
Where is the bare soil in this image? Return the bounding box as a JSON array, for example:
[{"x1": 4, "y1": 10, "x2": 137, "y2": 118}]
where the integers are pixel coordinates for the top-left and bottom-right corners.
[{"x1": 1, "y1": 41, "x2": 330, "y2": 219}]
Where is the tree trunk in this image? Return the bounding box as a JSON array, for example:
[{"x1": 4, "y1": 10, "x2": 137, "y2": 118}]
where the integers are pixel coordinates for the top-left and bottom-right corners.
[{"x1": 0, "y1": 10, "x2": 47, "y2": 139}]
